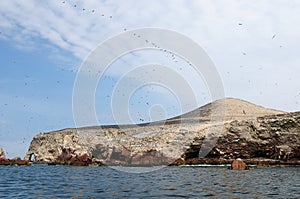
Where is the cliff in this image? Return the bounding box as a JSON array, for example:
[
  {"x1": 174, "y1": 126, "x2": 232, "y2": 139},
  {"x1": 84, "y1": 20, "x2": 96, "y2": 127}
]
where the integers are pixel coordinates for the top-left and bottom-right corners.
[
  {"x1": 184, "y1": 111, "x2": 300, "y2": 165},
  {"x1": 25, "y1": 98, "x2": 299, "y2": 166}
]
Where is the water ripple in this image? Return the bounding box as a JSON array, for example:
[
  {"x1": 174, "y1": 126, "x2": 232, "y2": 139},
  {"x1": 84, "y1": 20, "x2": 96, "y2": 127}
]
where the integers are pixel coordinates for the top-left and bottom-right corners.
[{"x1": 0, "y1": 165, "x2": 299, "y2": 198}]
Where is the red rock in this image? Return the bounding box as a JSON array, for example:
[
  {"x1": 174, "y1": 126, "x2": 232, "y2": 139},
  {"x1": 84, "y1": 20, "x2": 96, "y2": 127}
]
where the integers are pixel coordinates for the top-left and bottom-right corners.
[
  {"x1": 257, "y1": 161, "x2": 270, "y2": 167},
  {"x1": 141, "y1": 155, "x2": 154, "y2": 165},
  {"x1": 129, "y1": 150, "x2": 171, "y2": 166},
  {"x1": 121, "y1": 148, "x2": 131, "y2": 157},
  {"x1": 131, "y1": 153, "x2": 142, "y2": 165},
  {"x1": 0, "y1": 157, "x2": 30, "y2": 166},
  {"x1": 54, "y1": 147, "x2": 94, "y2": 166},
  {"x1": 231, "y1": 158, "x2": 247, "y2": 170},
  {"x1": 0, "y1": 157, "x2": 10, "y2": 165},
  {"x1": 169, "y1": 158, "x2": 185, "y2": 166}
]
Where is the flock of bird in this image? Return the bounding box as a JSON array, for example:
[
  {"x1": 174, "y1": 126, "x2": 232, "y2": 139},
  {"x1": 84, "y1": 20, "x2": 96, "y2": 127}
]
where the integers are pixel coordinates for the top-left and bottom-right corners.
[
  {"x1": 56, "y1": 1, "x2": 198, "y2": 123},
  {"x1": 58, "y1": 0, "x2": 191, "y2": 66},
  {"x1": 1, "y1": 1, "x2": 297, "y2": 146}
]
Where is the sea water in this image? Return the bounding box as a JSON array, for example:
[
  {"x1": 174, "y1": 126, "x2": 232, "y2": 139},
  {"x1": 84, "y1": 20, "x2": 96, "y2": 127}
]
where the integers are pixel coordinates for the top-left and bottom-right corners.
[{"x1": 0, "y1": 165, "x2": 299, "y2": 198}]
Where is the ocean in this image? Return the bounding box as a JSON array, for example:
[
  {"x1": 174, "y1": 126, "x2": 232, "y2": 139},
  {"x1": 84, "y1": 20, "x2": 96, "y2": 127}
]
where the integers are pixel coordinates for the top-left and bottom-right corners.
[{"x1": 0, "y1": 165, "x2": 299, "y2": 198}]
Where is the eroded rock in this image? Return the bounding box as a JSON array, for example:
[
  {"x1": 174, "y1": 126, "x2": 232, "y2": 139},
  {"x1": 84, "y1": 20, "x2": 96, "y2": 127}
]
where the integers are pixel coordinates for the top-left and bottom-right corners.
[
  {"x1": 184, "y1": 112, "x2": 300, "y2": 165},
  {"x1": 0, "y1": 147, "x2": 5, "y2": 158},
  {"x1": 52, "y1": 148, "x2": 93, "y2": 166},
  {"x1": 0, "y1": 155, "x2": 30, "y2": 166}
]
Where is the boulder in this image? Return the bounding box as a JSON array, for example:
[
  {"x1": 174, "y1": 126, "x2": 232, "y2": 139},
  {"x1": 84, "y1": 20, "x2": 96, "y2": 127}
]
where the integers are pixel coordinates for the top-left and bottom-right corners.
[
  {"x1": 231, "y1": 158, "x2": 247, "y2": 170},
  {"x1": 169, "y1": 158, "x2": 185, "y2": 166}
]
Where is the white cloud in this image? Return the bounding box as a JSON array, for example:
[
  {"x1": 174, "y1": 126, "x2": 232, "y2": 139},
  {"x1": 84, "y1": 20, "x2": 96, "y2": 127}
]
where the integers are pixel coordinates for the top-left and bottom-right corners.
[
  {"x1": 0, "y1": 0, "x2": 300, "y2": 111},
  {"x1": 1, "y1": 0, "x2": 300, "y2": 61}
]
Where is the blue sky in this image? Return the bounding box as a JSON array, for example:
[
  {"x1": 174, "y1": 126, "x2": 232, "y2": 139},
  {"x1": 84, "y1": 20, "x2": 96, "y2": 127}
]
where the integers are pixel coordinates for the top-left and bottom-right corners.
[{"x1": 0, "y1": 0, "x2": 300, "y2": 158}]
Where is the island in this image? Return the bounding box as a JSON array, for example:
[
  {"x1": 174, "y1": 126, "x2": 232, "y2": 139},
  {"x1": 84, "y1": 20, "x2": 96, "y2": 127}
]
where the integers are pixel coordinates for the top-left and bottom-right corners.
[{"x1": 22, "y1": 98, "x2": 299, "y2": 168}]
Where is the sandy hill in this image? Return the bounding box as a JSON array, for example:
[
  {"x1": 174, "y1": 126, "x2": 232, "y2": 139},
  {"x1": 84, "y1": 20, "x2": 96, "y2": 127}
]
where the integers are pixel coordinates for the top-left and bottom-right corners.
[{"x1": 165, "y1": 98, "x2": 285, "y2": 125}]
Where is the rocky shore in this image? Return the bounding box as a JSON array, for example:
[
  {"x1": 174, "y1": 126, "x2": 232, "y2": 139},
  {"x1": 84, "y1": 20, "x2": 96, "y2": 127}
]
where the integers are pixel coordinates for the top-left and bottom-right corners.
[
  {"x1": 23, "y1": 98, "x2": 299, "y2": 167},
  {"x1": 181, "y1": 111, "x2": 300, "y2": 167},
  {"x1": 0, "y1": 147, "x2": 30, "y2": 166}
]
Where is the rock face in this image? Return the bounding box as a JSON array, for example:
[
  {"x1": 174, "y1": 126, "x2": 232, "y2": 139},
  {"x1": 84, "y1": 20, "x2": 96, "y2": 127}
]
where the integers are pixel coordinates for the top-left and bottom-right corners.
[
  {"x1": 25, "y1": 124, "x2": 196, "y2": 166},
  {"x1": 0, "y1": 147, "x2": 5, "y2": 158},
  {"x1": 184, "y1": 111, "x2": 300, "y2": 165},
  {"x1": 54, "y1": 148, "x2": 93, "y2": 166},
  {"x1": 25, "y1": 98, "x2": 297, "y2": 166}
]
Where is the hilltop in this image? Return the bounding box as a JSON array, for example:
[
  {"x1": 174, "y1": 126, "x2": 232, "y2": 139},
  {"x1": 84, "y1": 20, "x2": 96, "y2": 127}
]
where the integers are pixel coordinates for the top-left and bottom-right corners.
[{"x1": 170, "y1": 98, "x2": 285, "y2": 123}]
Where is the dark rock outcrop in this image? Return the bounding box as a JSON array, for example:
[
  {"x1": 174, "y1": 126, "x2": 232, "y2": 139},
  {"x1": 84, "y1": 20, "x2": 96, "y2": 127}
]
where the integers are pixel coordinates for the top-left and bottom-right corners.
[{"x1": 184, "y1": 112, "x2": 300, "y2": 165}]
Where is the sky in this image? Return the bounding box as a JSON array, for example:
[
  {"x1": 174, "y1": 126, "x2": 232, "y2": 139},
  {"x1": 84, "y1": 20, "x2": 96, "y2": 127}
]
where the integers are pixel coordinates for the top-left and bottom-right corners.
[{"x1": 0, "y1": 0, "x2": 299, "y2": 158}]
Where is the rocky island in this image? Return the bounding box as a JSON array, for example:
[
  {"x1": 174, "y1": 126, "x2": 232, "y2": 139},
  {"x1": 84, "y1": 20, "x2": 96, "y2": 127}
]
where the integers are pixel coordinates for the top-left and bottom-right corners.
[
  {"x1": 24, "y1": 98, "x2": 300, "y2": 167},
  {"x1": 0, "y1": 147, "x2": 30, "y2": 166}
]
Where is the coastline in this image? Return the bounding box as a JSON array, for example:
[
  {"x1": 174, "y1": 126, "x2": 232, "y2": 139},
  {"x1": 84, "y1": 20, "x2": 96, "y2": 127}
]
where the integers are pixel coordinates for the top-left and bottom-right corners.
[{"x1": 2, "y1": 99, "x2": 299, "y2": 169}]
